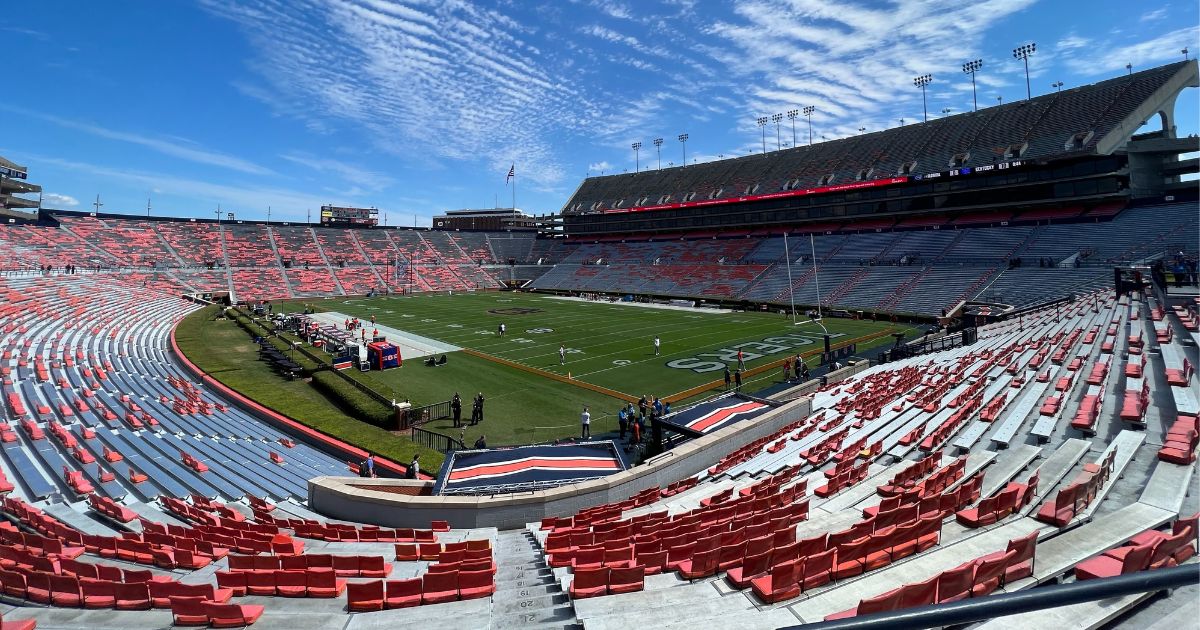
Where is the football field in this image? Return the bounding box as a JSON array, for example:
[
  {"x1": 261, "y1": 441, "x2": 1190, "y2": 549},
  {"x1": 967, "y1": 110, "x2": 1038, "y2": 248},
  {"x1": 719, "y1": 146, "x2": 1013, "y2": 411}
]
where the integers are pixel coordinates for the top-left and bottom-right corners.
[{"x1": 282, "y1": 292, "x2": 912, "y2": 445}]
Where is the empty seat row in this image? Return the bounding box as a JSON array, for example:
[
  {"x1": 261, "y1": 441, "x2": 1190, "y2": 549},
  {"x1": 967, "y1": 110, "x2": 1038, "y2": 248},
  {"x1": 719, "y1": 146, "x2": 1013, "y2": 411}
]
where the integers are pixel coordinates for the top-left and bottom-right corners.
[
  {"x1": 216, "y1": 568, "x2": 345, "y2": 598},
  {"x1": 824, "y1": 531, "x2": 1037, "y2": 620},
  {"x1": 1158, "y1": 415, "x2": 1199, "y2": 464},
  {"x1": 346, "y1": 570, "x2": 495, "y2": 611},
  {"x1": 1035, "y1": 452, "x2": 1115, "y2": 527},
  {"x1": 227, "y1": 553, "x2": 391, "y2": 577},
  {"x1": 1073, "y1": 513, "x2": 1197, "y2": 580}
]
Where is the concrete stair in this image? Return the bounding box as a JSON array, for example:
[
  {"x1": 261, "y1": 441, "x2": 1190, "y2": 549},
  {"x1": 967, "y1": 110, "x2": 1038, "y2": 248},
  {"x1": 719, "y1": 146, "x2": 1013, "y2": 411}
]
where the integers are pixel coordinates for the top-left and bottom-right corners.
[{"x1": 491, "y1": 530, "x2": 580, "y2": 630}]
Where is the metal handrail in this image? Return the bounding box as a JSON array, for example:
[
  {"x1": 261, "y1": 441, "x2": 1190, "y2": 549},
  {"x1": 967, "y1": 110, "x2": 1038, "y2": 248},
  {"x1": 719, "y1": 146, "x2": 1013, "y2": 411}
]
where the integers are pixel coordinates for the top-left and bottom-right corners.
[
  {"x1": 409, "y1": 426, "x2": 464, "y2": 453},
  {"x1": 780, "y1": 564, "x2": 1199, "y2": 630}
]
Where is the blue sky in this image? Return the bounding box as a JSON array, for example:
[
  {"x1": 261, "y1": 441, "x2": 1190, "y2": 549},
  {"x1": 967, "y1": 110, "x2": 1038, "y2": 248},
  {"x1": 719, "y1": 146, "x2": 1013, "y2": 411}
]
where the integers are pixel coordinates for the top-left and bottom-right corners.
[{"x1": 2, "y1": 0, "x2": 1197, "y2": 225}]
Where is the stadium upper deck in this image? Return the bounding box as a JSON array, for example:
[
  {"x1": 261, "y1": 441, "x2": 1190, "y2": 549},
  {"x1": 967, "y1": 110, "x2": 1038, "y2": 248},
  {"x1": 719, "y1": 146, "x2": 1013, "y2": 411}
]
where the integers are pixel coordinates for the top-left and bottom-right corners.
[{"x1": 559, "y1": 61, "x2": 1197, "y2": 237}]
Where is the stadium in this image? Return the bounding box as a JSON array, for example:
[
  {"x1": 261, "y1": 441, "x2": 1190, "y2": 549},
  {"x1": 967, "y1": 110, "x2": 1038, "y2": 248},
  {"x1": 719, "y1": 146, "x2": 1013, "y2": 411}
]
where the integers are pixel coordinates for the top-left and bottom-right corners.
[{"x1": 0, "y1": 33, "x2": 1197, "y2": 630}]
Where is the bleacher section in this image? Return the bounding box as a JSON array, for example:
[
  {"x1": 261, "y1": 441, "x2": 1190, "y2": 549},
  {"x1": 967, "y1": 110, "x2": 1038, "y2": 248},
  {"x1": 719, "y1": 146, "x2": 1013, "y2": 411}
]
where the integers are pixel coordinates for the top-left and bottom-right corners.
[
  {"x1": 0, "y1": 218, "x2": 534, "y2": 302},
  {"x1": 515, "y1": 287, "x2": 1196, "y2": 628},
  {"x1": 530, "y1": 202, "x2": 1196, "y2": 316},
  {"x1": 0, "y1": 261, "x2": 1192, "y2": 629},
  {"x1": 564, "y1": 62, "x2": 1189, "y2": 213},
  {"x1": 0, "y1": 274, "x2": 348, "y2": 504}
]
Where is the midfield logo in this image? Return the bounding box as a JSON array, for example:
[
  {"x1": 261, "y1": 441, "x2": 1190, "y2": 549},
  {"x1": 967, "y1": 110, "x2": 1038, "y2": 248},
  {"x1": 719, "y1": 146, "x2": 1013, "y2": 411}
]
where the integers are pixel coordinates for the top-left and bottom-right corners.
[
  {"x1": 666, "y1": 332, "x2": 845, "y2": 373},
  {"x1": 487, "y1": 307, "x2": 544, "y2": 315}
]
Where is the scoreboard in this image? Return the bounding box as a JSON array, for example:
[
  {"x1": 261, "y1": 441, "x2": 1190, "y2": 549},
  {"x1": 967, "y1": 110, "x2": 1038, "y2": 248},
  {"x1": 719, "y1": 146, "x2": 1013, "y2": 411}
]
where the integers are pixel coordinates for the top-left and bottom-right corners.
[{"x1": 319, "y1": 205, "x2": 379, "y2": 226}]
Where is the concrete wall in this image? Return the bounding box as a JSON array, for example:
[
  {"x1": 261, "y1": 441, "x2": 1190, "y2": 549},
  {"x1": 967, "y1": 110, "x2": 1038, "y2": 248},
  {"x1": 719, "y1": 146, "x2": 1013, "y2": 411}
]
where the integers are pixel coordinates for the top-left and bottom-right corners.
[{"x1": 308, "y1": 395, "x2": 813, "y2": 530}]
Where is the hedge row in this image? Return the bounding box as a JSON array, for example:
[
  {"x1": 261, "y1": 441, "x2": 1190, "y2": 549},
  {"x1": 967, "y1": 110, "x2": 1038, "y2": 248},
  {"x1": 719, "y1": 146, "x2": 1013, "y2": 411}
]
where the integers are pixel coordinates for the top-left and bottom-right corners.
[
  {"x1": 310, "y1": 370, "x2": 395, "y2": 428},
  {"x1": 175, "y1": 307, "x2": 439, "y2": 468}
]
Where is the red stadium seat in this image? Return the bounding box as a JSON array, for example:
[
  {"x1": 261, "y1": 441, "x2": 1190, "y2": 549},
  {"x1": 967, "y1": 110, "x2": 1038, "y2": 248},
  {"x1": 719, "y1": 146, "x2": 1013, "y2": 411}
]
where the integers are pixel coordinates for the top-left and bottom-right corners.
[
  {"x1": 384, "y1": 578, "x2": 422, "y2": 609},
  {"x1": 347, "y1": 580, "x2": 385, "y2": 612}
]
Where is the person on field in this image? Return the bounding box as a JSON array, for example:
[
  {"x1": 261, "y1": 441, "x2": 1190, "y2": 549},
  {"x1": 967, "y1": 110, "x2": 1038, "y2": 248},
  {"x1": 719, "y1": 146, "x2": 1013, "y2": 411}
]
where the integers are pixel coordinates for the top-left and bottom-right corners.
[
  {"x1": 638, "y1": 395, "x2": 648, "y2": 421},
  {"x1": 783, "y1": 358, "x2": 792, "y2": 382},
  {"x1": 653, "y1": 336, "x2": 660, "y2": 356},
  {"x1": 559, "y1": 344, "x2": 567, "y2": 365},
  {"x1": 474, "y1": 434, "x2": 487, "y2": 449},
  {"x1": 734, "y1": 368, "x2": 742, "y2": 391},
  {"x1": 737, "y1": 349, "x2": 745, "y2": 370},
  {"x1": 451, "y1": 392, "x2": 462, "y2": 427},
  {"x1": 365, "y1": 452, "x2": 376, "y2": 478},
  {"x1": 580, "y1": 406, "x2": 591, "y2": 439},
  {"x1": 724, "y1": 365, "x2": 732, "y2": 390},
  {"x1": 498, "y1": 323, "x2": 505, "y2": 337},
  {"x1": 617, "y1": 406, "x2": 628, "y2": 440}
]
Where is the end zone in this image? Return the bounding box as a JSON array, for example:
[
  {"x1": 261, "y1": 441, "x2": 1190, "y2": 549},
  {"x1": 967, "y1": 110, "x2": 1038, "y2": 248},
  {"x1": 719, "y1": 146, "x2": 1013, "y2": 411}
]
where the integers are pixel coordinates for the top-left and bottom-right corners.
[{"x1": 308, "y1": 311, "x2": 461, "y2": 359}]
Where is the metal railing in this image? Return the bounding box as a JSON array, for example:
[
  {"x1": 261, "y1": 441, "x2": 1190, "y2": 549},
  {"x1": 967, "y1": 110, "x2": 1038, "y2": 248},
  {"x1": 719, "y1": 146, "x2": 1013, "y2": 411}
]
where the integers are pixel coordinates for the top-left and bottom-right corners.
[
  {"x1": 410, "y1": 426, "x2": 465, "y2": 453},
  {"x1": 782, "y1": 564, "x2": 1199, "y2": 630},
  {"x1": 398, "y1": 400, "x2": 452, "y2": 430}
]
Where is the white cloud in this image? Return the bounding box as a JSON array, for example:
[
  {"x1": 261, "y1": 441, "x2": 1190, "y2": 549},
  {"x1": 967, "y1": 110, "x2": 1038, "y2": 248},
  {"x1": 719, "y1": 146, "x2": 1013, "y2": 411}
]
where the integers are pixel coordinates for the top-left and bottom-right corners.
[
  {"x1": 1056, "y1": 34, "x2": 1090, "y2": 52},
  {"x1": 1064, "y1": 26, "x2": 1199, "y2": 75},
  {"x1": 1140, "y1": 7, "x2": 1168, "y2": 22},
  {"x1": 589, "y1": 0, "x2": 632, "y2": 19},
  {"x1": 21, "y1": 153, "x2": 340, "y2": 221},
  {"x1": 41, "y1": 193, "x2": 79, "y2": 207},
  {"x1": 201, "y1": 0, "x2": 590, "y2": 191},
  {"x1": 703, "y1": 0, "x2": 1039, "y2": 139},
  {"x1": 588, "y1": 160, "x2": 612, "y2": 172},
  {"x1": 0, "y1": 106, "x2": 273, "y2": 176},
  {"x1": 278, "y1": 152, "x2": 394, "y2": 192}
]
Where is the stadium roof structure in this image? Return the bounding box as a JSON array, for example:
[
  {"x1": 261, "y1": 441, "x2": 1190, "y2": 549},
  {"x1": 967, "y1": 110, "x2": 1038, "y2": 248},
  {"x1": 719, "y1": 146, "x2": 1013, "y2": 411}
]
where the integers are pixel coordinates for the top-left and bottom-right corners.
[
  {"x1": 0, "y1": 153, "x2": 40, "y2": 216},
  {"x1": 563, "y1": 61, "x2": 1198, "y2": 217}
]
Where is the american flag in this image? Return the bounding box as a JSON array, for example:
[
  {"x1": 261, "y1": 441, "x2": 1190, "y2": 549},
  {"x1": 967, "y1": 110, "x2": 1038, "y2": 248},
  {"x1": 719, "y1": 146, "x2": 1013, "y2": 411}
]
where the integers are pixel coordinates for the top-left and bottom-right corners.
[{"x1": 506, "y1": 164, "x2": 515, "y2": 185}]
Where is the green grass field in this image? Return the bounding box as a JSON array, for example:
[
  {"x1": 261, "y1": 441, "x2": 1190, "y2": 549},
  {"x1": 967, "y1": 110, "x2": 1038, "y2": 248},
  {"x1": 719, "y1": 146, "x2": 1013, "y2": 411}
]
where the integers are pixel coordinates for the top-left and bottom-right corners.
[
  {"x1": 174, "y1": 306, "x2": 441, "y2": 466},
  {"x1": 280, "y1": 292, "x2": 913, "y2": 447}
]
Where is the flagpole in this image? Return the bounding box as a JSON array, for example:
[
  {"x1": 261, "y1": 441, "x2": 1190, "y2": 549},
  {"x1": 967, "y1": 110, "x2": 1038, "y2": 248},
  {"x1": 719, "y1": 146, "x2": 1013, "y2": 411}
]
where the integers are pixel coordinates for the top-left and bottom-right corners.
[{"x1": 512, "y1": 166, "x2": 517, "y2": 210}]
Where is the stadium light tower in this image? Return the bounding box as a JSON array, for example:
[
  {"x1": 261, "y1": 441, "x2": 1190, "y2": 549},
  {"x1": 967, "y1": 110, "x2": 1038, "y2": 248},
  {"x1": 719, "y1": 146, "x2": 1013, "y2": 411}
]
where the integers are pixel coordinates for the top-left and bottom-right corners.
[
  {"x1": 913, "y1": 74, "x2": 932, "y2": 122},
  {"x1": 653, "y1": 137, "x2": 663, "y2": 169},
  {"x1": 962, "y1": 59, "x2": 983, "y2": 112},
  {"x1": 755, "y1": 117, "x2": 768, "y2": 154},
  {"x1": 858, "y1": 126, "x2": 866, "y2": 135},
  {"x1": 772, "y1": 113, "x2": 783, "y2": 151},
  {"x1": 678, "y1": 133, "x2": 688, "y2": 166},
  {"x1": 1052, "y1": 81, "x2": 1064, "y2": 92},
  {"x1": 631, "y1": 141, "x2": 642, "y2": 173},
  {"x1": 1183, "y1": 48, "x2": 1189, "y2": 61},
  {"x1": 787, "y1": 109, "x2": 799, "y2": 147},
  {"x1": 1012, "y1": 42, "x2": 1036, "y2": 100},
  {"x1": 803, "y1": 106, "x2": 815, "y2": 145},
  {"x1": 899, "y1": 118, "x2": 905, "y2": 127},
  {"x1": 1125, "y1": 63, "x2": 1133, "y2": 75}
]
